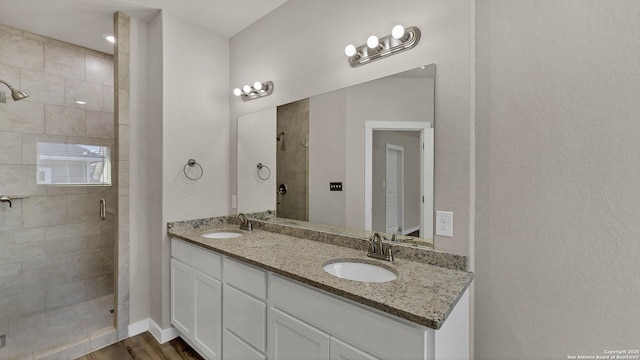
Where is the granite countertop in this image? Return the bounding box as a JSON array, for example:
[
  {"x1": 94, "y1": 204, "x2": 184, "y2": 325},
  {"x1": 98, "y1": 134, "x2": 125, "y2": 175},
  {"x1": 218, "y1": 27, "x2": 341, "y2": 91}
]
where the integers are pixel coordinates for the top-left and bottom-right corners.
[{"x1": 168, "y1": 223, "x2": 473, "y2": 330}]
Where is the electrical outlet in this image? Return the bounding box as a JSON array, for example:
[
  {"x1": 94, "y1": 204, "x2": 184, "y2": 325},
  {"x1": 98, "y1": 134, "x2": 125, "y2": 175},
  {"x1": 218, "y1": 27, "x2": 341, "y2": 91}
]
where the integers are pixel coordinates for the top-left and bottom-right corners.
[
  {"x1": 435, "y1": 211, "x2": 453, "y2": 237},
  {"x1": 330, "y1": 182, "x2": 343, "y2": 191}
]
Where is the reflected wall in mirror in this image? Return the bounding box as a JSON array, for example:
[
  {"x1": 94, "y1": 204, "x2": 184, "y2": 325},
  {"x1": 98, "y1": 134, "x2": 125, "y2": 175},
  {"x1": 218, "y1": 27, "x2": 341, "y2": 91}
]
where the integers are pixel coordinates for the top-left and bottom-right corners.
[{"x1": 237, "y1": 64, "x2": 435, "y2": 248}]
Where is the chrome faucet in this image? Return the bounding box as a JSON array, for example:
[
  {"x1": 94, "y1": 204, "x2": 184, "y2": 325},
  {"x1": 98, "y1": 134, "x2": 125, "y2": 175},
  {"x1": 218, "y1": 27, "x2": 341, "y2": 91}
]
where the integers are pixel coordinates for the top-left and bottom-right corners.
[
  {"x1": 236, "y1": 213, "x2": 252, "y2": 231},
  {"x1": 367, "y1": 232, "x2": 393, "y2": 262},
  {"x1": 0, "y1": 195, "x2": 12, "y2": 208}
]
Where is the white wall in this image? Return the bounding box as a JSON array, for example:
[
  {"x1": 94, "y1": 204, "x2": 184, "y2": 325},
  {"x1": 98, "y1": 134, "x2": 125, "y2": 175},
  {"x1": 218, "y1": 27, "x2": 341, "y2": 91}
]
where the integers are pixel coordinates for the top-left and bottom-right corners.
[
  {"x1": 150, "y1": 12, "x2": 230, "y2": 329},
  {"x1": 475, "y1": 1, "x2": 640, "y2": 358},
  {"x1": 237, "y1": 108, "x2": 277, "y2": 213},
  {"x1": 309, "y1": 89, "x2": 347, "y2": 226},
  {"x1": 230, "y1": 0, "x2": 474, "y2": 254},
  {"x1": 129, "y1": 14, "x2": 161, "y2": 325}
]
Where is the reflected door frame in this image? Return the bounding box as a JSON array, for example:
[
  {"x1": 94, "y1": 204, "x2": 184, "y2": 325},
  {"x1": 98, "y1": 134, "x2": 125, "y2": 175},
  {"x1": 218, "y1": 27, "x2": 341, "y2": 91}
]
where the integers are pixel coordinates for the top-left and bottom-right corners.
[
  {"x1": 385, "y1": 143, "x2": 405, "y2": 234},
  {"x1": 364, "y1": 121, "x2": 434, "y2": 239}
]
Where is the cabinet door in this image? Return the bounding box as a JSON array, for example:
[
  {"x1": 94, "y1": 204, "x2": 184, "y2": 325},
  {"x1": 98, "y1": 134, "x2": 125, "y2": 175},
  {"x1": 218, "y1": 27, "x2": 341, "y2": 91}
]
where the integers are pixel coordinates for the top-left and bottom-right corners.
[
  {"x1": 271, "y1": 308, "x2": 330, "y2": 360},
  {"x1": 193, "y1": 270, "x2": 222, "y2": 359},
  {"x1": 330, "y1": 338, "x2": 380, "y2": 360},
  {"x1": 171, "y1": 259, "x2": 194, "y2": 336}
]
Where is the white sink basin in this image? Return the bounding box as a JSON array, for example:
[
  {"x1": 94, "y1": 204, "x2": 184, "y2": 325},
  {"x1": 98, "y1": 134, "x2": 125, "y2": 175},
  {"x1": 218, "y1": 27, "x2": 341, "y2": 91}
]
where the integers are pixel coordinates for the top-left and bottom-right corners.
[
  {"x1": 201, "y1": 231, "x2": 243, "y2": 239},
  {"x1": 323, "y1": 260, "x2": 397, "y2": 283}
]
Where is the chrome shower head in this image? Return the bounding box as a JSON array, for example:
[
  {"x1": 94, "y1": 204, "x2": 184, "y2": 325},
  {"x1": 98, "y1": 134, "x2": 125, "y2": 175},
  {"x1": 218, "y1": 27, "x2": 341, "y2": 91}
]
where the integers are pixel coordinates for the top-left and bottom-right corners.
[{"x1": 0, "y1": 79, "x2": 29, "y2": 101}]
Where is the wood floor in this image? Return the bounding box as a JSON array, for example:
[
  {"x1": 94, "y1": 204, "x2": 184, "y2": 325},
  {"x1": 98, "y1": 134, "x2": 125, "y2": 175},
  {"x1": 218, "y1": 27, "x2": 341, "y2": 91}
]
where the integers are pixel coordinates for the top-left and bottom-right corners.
[{"x1": 76, "y1": 332, "x2": 203, "y2": 360}]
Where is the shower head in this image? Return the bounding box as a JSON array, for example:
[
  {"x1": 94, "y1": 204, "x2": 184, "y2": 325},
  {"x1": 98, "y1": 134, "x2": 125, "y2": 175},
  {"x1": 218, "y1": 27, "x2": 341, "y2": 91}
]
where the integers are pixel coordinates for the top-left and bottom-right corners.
[{"x1": 0, "y1": 79, "x2": 29, "y2": 101}]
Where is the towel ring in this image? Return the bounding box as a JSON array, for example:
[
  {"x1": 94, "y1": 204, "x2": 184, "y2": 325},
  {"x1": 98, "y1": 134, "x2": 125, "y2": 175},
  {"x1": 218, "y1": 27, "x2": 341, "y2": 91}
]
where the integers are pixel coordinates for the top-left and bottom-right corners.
[
  {"x1": 184, "y1": 159, "x2": 203, "y2": 180},
  {"x1": 257, "y1": 163, "x2": 271, "y2": 180}
]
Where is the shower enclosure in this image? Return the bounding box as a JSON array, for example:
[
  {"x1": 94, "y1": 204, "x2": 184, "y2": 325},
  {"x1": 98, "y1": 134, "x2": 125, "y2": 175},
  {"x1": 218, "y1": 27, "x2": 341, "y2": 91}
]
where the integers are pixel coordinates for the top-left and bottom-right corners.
[
  {"x1": 276, "y1": 99, "x2": 310, "y2": 221},
  {"x1": 0, "y1": 24, "x2": 116, "y2": 359}
]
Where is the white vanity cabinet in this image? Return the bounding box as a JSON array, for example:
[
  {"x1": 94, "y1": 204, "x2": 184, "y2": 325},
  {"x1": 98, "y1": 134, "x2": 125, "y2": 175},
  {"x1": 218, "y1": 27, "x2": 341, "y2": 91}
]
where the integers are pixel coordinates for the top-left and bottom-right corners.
[
  {"x1": 222, "y1": 257, "x2": 268, "y2": 360},
  {"x1": 170, "y1": 237, "x2": 470, "y2": 360},
  {"x1": 171, "y1": 239, "x2": 223, "y2": 359},
  {"x1": 268, "y1": 273, "x2": 470, "y2": 360}
]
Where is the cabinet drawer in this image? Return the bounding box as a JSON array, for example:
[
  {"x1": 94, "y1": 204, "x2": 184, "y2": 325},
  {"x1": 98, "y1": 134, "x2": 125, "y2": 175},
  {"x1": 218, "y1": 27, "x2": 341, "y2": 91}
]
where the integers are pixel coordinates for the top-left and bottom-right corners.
[
  {"x1": 172, "y1": 238, "x2": 221, "y2": 279},
  {"x1": 270, "y1": 274, "x2": 429, "y2": 360},
  {"x1": 223, "y1": 257, "x2": 266, "y2": 300},
  {"x1": 223, "y1": 329, "x2": 266, "y2": 360},
  {"x1": 223, "y1": 284, "x2": 266, "y2": 352}
]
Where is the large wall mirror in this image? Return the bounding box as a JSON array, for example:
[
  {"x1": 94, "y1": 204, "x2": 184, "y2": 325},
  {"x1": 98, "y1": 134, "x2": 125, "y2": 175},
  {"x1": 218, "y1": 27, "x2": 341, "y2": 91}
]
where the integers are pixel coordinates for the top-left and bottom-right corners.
[{"x1": 237, "y1": 64, "x2": 435, "y2": 248}]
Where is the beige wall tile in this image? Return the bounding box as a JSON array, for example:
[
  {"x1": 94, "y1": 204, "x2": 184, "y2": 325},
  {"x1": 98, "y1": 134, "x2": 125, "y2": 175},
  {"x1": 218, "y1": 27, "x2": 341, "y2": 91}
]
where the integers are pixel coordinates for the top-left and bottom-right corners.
[
  {"x1": 0, "y1": 197, "x2": 22, "y2": 230},
  {"x1": 85, "y1": 55, "x2": 113, "y2": 87},
  {"x1": 0, "y1": 262, "x2": 22, "y2": 298},
  {"x1": 0, "y1": 131, "x2": 22, "y2": 164},
  {"x1": 0, "y1": 29, "x2": 44, "y2": 71},
  {"x1": 86, "y1": 274, "x2": 113, "y2": 300},
  {"x1": 87, "y1": 227, "x2": 113, "y2": 249},
  {"x1": 20, "y1": 70, "x2": 65, "y2": 105},
  {"x1": 64, "y1": 250, "x2": 109, "y2": 282},
  {"x1": 103, "y1": 86, "x2": 114, "y2": 113},
  {"x1": 116, "y1": 53, "x2": 129, "y2": 90},
  {"x1": 21, "y1": 256, "x2": 66, "y2": 291},
  {"x1": 0, "y1": 164, "x2": 23, "y2": 195},
  {"x1": 45, "y1": 280, "x2": 85, "y2": 309},
  {"x1": 117, "y1": 124, "x2": 129, "y2": 160},
  {"x1": 116, "y1": 16, "x2": 130, "y2": 56},
  {"x1": 0, "y1": 100, "x2": 44, "y2": 134},
  {"x1": 44, "y1": 105, "x2": 85, "y2": 136},
  {"x1": 22, "y1": 195, "x2": 68, "y2": 228},
  {"x1": 0, "y1": 289, "x2": 45, "y2": 321},
  {"x1": 116, "y1": 89, "x2": 129, "y2": 125},
  {"x1": 45, "y1": 222, "x2": 101, "y2": 240},
  {"x1": 22, "y1": 133, "x2": 65, "y2": 165},
  {"x1": 22, "y1": 166, "x2": 47, "y2": 197},
  {"x1": 85, "y1": 111, "x2": 114, "y2": 139},
  {"x1": 66, "y1": 194, "x2": 103, "y2": 224},
  {"x1": 118, "y1": 161, "x2": 129, "y2": 196},
  {"x1": 44, "y1": 44, "x2": 85, "y2": 80},
  {"x1": 43, "y1": 236, "x2": 87, "y2": 257},
  {"x1": 0, "y1": 63, "x2": 20, "y2": 89},
  {"x1": 65, "y1": 79, "x2": 103, "y2": 111},
  {"x1": 0, "y1": 228, "x2": 45, "y2": 264}
]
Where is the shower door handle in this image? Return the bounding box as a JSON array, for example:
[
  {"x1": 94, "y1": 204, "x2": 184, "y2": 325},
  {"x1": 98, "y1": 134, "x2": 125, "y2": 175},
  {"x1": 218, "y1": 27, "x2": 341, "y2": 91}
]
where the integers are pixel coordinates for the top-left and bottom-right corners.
[{"x1": 100, "y1": 199, "x2": 106, "y2": 220}]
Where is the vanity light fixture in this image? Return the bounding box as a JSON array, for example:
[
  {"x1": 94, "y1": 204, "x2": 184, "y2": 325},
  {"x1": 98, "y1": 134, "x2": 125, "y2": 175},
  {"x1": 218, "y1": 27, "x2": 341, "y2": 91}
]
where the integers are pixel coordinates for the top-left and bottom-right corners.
[
  {"x1": 344, "y1": 24, "x2": 421, "y2": 67},
  {"x1": 233, "y1": 81, "x2": 274, "y2": 102}
]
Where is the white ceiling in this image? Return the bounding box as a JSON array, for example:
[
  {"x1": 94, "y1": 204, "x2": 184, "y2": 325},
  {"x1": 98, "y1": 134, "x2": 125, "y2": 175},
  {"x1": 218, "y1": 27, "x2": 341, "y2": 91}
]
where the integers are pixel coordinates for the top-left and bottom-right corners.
[{"x1": 0, "y1": 0, "x2": 287, "y2": 54}]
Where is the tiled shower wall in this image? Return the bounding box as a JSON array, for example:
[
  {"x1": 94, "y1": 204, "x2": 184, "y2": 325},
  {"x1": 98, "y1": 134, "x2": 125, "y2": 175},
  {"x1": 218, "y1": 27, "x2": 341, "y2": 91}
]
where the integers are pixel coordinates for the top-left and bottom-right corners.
[
  {"x1": 0, "y1": 24, "x2": 115, "y2": 322},
  {"x1": 276, "y1": 99, "x2": 310, "y2": 221}
]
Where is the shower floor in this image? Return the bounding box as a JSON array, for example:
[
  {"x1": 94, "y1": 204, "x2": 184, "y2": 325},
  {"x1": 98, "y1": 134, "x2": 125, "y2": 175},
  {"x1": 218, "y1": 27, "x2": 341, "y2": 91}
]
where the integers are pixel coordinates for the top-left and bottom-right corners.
[{"x1": 0, "y1": 295, "x2": 115, "y2": 360}]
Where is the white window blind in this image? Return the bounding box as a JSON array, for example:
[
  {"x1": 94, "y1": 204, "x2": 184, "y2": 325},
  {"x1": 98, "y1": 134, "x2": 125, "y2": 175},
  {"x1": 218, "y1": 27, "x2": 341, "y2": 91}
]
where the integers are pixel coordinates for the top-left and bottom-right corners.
[{"x1": 36, "y1": 142, "x2": 112, "y2": 186}]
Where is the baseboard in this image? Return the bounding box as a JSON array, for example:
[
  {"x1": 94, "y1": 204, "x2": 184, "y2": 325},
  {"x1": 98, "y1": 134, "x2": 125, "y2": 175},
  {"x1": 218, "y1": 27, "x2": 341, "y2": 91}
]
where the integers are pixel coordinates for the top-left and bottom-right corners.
[
  {"x1": 149, "y1": 318, "x2": 180, "y2": 344},
  {"x1": 128, "y1": 318, "x2": 149, "y2": 337},
  {"x1": 128, "y1": 318, "x2": 179, "y2": 344}
]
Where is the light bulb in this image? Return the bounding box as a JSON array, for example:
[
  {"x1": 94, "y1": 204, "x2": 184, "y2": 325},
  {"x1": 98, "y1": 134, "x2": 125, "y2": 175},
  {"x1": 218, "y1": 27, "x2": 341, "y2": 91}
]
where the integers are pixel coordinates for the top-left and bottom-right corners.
[
  {"x1": 233, "y1": 88, "x2": 242, "y2": 96},
  {"x1": 367, "y1": 35, "x2": 379, "y2": 49},
  {"x1": 344, "y1": 44, "x2": 357, "y2": 57},
  {"x1": 253, "y1": 81, "x2": 263, "y2": 91},
  {"x1": 392, "y1": 25, "x2": 405, "y2": 39},
  {"x1": 243, "y1": 85, "x2": 251, "y2": 93}
]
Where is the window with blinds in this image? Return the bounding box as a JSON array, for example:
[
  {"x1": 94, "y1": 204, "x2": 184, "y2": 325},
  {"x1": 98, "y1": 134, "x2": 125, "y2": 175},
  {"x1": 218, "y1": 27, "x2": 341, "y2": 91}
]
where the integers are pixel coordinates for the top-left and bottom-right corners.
[{"x1": 36, "y1": 142, "x2": 112, "y2": 186}]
